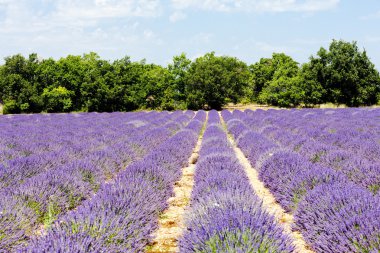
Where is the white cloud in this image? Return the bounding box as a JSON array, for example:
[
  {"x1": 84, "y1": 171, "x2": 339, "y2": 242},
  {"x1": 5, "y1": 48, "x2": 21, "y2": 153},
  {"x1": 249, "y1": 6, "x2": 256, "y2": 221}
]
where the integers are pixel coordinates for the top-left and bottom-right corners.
[
  {"x1": 171, "y1": 0, "x2": 340, "y2": 13},
  {"x1": 0, "y1": 0, "x2": 12, "y2": 5},
  {"x1": 0, "y1": 0, "x2": 165, "y2": 63},
  {"x1": 361, "y1": 10, "x2": 380, "y2": 20},
  {"x1": 143, "y1": 29, "x2": 154, "y2": 39},
  {"x1": 0, "y1": 0, "x2": 163, "y2": 36},
  {"x1": 171, "y1": 0, "x2": 235, "y2": 12},
  {"x1": 169, "y1": 11, "x2": 187, "y2": 22},
  {"x1": 55, "y1": 0, "x2": 162, "y2": 20},
  {"x1": 0, "y1": 0, "x2": 163, "y2": 34}
]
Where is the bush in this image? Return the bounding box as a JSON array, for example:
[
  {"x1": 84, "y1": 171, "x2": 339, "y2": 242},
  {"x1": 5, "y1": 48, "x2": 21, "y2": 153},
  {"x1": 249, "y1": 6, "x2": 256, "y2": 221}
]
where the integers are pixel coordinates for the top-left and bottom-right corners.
[
  {"x1": 3, "y1": 99, "x2": 19, "y2": 114},
  {"x1": 42, "y1": 86, "x2": 74, "y2": 112}
]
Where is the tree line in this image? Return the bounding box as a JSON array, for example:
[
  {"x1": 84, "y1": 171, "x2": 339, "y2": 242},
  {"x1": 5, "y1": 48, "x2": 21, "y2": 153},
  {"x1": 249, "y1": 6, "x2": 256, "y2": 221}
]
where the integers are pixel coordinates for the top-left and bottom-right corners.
[{"x1": 0, "y1": 39, "x2": 379, "y2": 114}]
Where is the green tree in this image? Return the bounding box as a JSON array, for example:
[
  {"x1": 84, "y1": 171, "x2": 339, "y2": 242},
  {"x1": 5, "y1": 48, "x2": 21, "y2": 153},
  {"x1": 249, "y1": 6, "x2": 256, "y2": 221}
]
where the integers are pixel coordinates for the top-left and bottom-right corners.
[
  {"x1": 1, "y1": 48, "x2": 379, "y2": 114},
  {"x1": 138, "y1": 64, "x2": 174, "y2": 109},
  {"x1": 258, "y1": 53, "x2": 301, "y2": 107},
  {"x1": 309, "y1": 40, "x2": 380, "y2": 106},
  {"x1": 298, "y1": 63, "x2": 325, "y2": 107},
  {"x1": 110, "y1": 58, "x2": 147, "y2": 111},
  {"x1": 54, "y1": 54, "x2": 86, "y2": 110},
  {"x1": 0, "y1": 54, "x2": 42, "y2": 113},
  {"x1": 185, "y1": 52, "x2": 250, "y2": 110},
  {"x1": 80, "y1": 78, "x2": 111, "y2": 112},
  {"x1": 250, "y1": 58, "x2": 275, "y2": 100},
  {"x1": 35, "y1": 58, "x2": 59, "y2": 94},
  {"x1": 42, "y1": 86, "x2": 74, "y2": 112},
  {"x1": 257, "y1": 53, "x2": 326, "y2": 107},
  {"x1": 167, "y1": 53, "x2": 191, "y2": 109},
  {"x1": 79, "y1": 53, "x2": 114, "y2": 112},
  {"x1": 250, "y1": 53, "x2": 301, "y2": 101}
]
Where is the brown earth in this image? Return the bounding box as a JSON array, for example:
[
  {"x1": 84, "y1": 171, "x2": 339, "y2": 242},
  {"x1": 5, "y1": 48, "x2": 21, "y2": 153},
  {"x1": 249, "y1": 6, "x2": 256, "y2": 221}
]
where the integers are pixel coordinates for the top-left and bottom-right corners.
[
  {"x1": 223, "y1": 102, "x2": 380, "y2": 111},
  {"x1": 220, "y1": 114, "x2": 314, "y2": 253},
  {"x1": 223, "y1": 103, "x2": 280, "y2": 111},
  {"x1": 146, "y1": 114, "x2": 207, "y2": 253}
]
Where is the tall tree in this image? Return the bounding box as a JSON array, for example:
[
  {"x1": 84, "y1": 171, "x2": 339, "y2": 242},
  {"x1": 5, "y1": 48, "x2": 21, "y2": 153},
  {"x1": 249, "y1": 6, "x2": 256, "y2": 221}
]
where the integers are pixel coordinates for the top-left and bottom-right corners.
[
  {"x1": 110, "y1": 58, "x2": 147, "y2": 111},
  {"x1": 0, "y1": 54, "x2": 42, "y2": 113},
  {"x1": 250, "y1": 58, "x2": 275, "y2": 100},
  {"x1": 309, "y1": 40, "x2": 380, "y2": 106},
  {"x1": 185, "y1": 52, "x2": 250, "y2": 110},
  {"x1": 138, "y1": 64, "x2": 174, "y2": 109},
  {"x1": 250, "y1": 53, "x2": 300, "y2": 101},
  {"x1": 167, "y1": 53, "x2": 191, "y2": 109},
  {"x1": 258, "y1": 53, "x2": 301, "y2": 107}
]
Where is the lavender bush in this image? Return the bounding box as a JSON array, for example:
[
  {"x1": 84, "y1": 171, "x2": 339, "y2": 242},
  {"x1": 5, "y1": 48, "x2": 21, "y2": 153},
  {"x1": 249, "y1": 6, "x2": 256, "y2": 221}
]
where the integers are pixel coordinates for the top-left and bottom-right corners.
[
  {"x1": 21, "y1": 111, "x2": 205, "y2": 252},
  {"x1": 0, "y1": 111, "x2": 195, "y2": 251},
  {"x1": 294, "y1": 182, "x2": 380, "y2": 253},
  {"x1": 180, "y1": 110, "x2": 294, "y2": 252},
  {"x1": 224, "y1": 108, "x2": 380, "y2": 252}
]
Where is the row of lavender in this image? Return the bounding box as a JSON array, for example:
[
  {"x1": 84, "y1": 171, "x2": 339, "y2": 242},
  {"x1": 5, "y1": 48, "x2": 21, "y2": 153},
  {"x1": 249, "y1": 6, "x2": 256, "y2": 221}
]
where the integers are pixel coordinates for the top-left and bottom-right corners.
[
  {"x1": 222, "y1": 109, "x2": 380, "y2": 253},
  {"x1": 179, "y1": 110, "x2": 294, "y2": 252},
  {"x1": 1, "y1": 112, "x2": 165, "y2": 163},
  {"x1": 0, "y1": 111, "x2": 194, "y2": 252},
  {"x1": 253, "y1": 108, "x2": 380, "y2": 163},
  {"x1": 243, "y1": 108, "x2": 380, "y2": 193},
  {"x1": 0, "y1": 112, "x2": 187, "y2": 190},
  {"x1": 21, "y1": 110, "x2": 206, "y2": 252}
]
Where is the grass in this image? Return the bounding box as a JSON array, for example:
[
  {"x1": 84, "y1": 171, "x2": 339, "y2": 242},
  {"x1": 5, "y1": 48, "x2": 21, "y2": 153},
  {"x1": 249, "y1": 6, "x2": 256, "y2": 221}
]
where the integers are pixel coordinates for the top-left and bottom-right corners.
[
  {"x1": 200, "y1": 229, "x2": 280, "y2": 253},
  {"x1": 369, "y1": 184, "x2": 380, "y2": 194},
  {"x1": 317, "y1": 103, "x2": 347, "y2": 108},
  {"x1": 43, "y1": 202, "x2": 60, "y2": 229}
]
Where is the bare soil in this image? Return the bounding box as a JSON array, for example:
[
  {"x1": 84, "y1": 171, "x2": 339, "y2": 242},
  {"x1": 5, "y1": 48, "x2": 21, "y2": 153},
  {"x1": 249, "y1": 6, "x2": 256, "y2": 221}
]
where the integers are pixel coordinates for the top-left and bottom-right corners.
[
  {"x1": 223, "y1": 102, "x2": 380, "y2": 111},
  {"x1": 220, "y1": 115, "x2": 314, "y2": 253},
  {"x1": 223, "y1": 103, "x2": 280, "y2": 111},
  {"x1": 147, "y1": 114, "x2": 207, "y2": 253}
]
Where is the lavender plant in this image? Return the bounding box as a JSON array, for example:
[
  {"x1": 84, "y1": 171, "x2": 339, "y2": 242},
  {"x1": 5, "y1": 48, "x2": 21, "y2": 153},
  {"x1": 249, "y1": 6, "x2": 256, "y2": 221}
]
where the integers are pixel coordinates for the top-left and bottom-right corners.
[
  {"x1": 21, "y1": 111, "x2": 205, "y2": 252},
  {"x1": 180, "y1": 110, "x2": 294, "y2": 252}
]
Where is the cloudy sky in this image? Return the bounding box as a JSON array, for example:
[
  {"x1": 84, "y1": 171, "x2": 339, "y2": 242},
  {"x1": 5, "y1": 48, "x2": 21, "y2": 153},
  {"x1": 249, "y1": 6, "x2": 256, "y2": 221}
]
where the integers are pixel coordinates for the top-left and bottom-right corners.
[{"x1": 1, "y1": 0, "x2": 380, "y2": 68}]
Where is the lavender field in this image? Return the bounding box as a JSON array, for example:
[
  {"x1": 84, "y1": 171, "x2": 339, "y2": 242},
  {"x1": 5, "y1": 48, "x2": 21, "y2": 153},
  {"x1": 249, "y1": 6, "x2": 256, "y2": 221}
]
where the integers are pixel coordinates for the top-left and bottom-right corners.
[{"x1": 0, "y1": 109, "x2": 379, "y2": 253}]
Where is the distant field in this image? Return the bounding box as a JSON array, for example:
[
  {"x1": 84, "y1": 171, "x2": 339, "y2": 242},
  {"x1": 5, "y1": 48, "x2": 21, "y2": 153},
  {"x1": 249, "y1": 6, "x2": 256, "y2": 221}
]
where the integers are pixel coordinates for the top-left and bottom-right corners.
[
  {"x1": 223, "y1": 103, "x2": 280, "y2": 110},
  {"x1": 0, "y1": 109, "x2": 379, "y2": 252},
  {"x1": 224, "y1": 102, "x2": 380, "y2": 110}
]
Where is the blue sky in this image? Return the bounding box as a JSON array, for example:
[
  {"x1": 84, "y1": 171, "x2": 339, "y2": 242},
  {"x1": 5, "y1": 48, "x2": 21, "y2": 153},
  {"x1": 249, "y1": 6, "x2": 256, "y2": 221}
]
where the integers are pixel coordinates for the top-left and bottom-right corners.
[{"x1": 1, "y1": 0, "x2": 380, "y2": 68}]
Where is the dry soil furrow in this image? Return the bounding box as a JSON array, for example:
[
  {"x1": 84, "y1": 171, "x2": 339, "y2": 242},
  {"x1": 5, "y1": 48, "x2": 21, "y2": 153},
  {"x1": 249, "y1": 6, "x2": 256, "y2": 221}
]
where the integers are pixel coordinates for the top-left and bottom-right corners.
[
  {"x1": 147, "y1": 113, "x2": 207, "y2": 253},
  {"x1": 220, "y1": 114, "x2": 314, "y2": 253}
]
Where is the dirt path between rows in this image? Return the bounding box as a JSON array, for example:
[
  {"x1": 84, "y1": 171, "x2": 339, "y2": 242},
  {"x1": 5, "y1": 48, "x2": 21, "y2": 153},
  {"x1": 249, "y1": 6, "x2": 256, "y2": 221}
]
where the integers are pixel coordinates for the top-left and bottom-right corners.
[
  {"x1": 220, "y1": 115, "x2": 314, "y2": 253},
  {"x1": 147, "y1": 114, "x2": 207, "y2": 253}
]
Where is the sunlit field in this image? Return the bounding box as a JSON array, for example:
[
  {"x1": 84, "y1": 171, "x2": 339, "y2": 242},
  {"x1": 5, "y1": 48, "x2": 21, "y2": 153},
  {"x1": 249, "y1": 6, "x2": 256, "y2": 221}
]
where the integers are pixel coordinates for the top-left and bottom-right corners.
[{"x1": 0, "y1": 108, "x2": 379, "y2": 252}]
